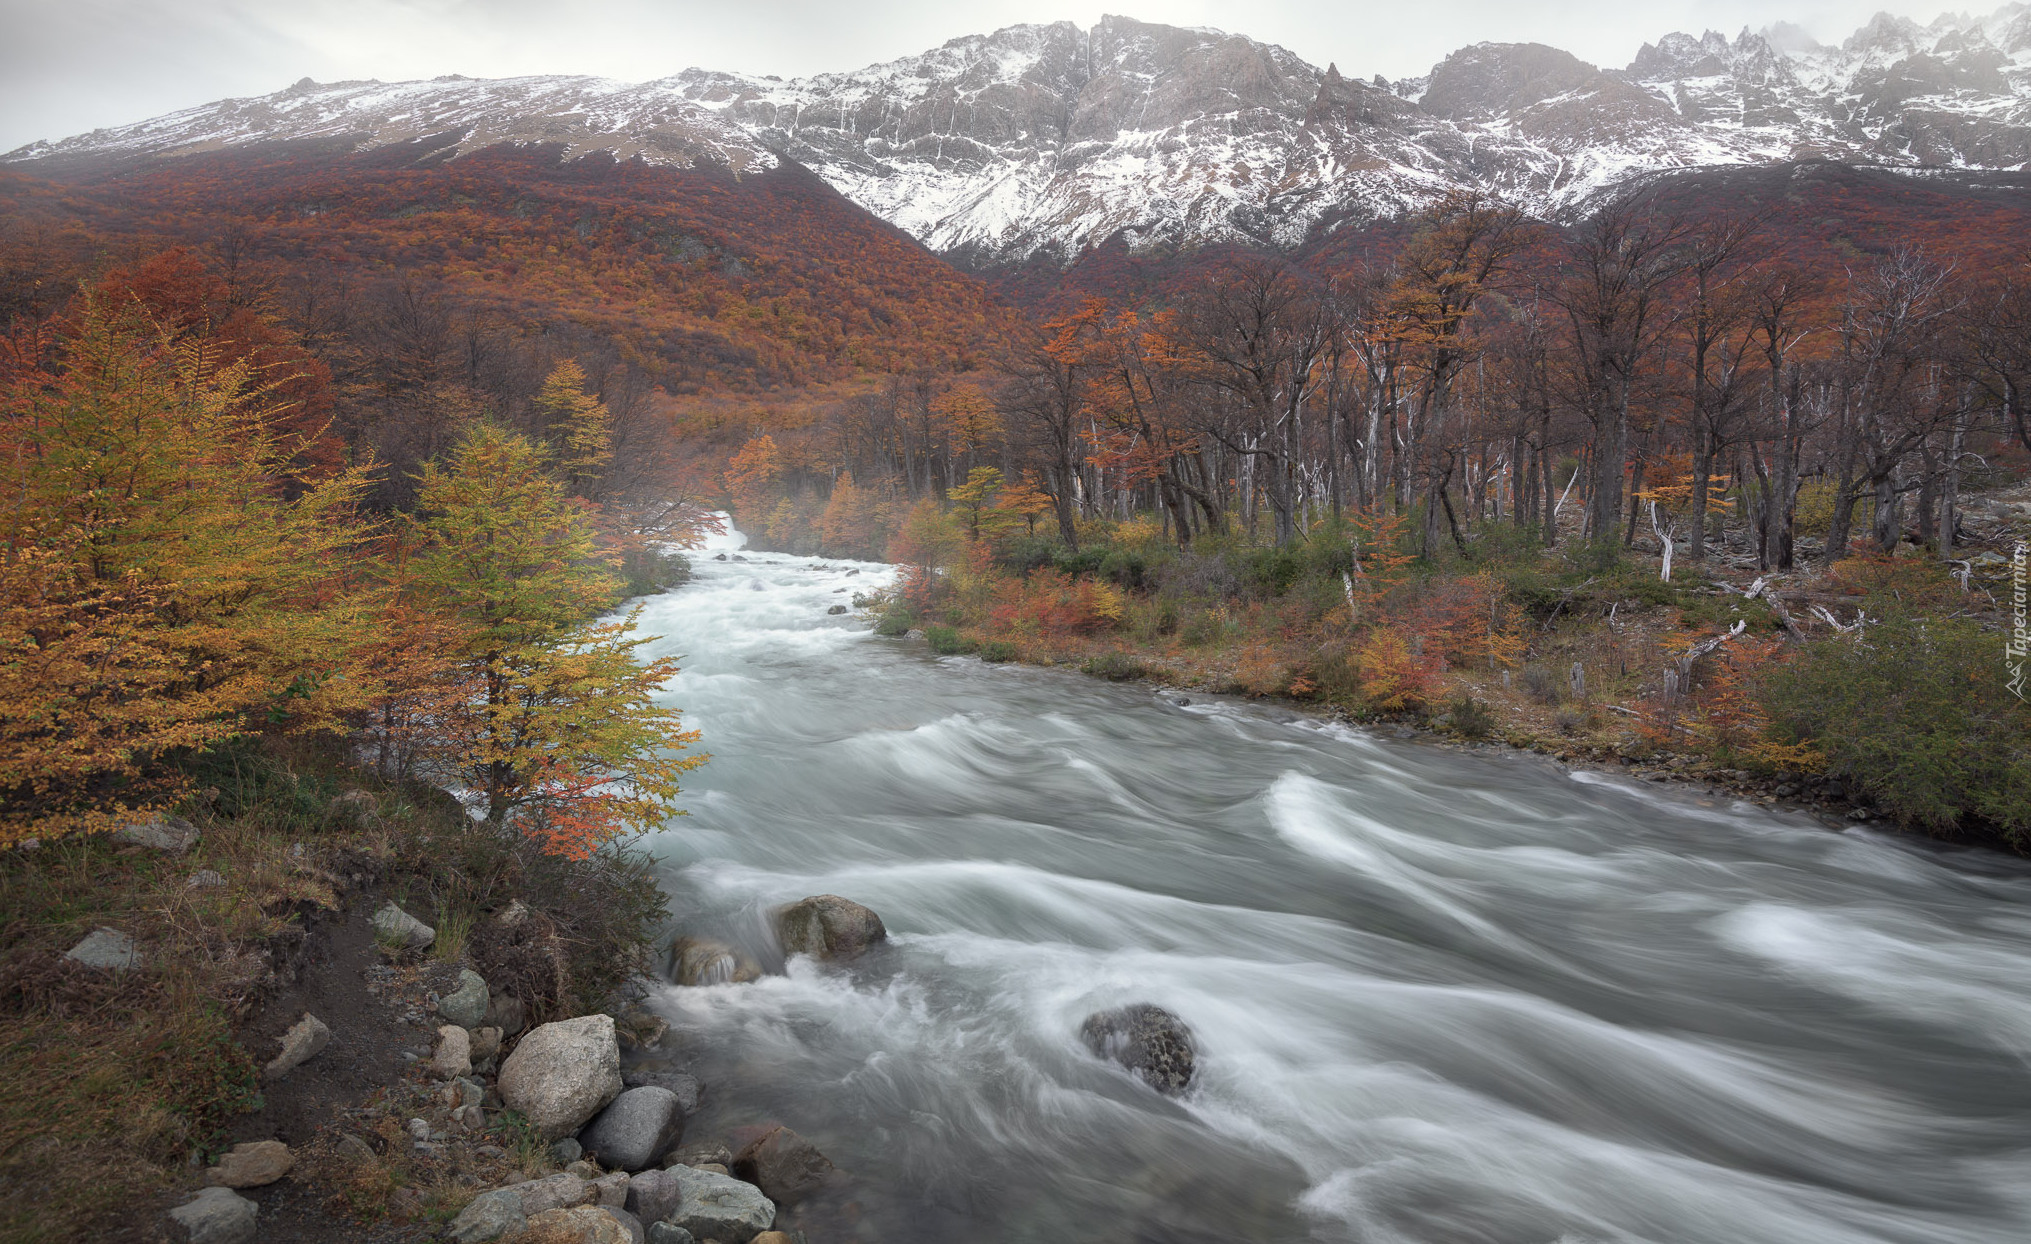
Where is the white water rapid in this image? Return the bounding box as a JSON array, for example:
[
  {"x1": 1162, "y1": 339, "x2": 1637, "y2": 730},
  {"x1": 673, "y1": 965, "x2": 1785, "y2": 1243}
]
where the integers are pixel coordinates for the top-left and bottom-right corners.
[{"x1": 626, "y1": 527, "x2": 2031, "y2": 1244}]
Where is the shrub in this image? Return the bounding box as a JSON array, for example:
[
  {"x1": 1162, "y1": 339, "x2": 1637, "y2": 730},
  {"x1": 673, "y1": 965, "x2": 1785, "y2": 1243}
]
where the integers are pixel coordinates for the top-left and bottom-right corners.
[
  {"x1": 874, "y1": 610, "x2": 914, "y2": 637},
  {"x1": 1099, "y1": 550, "x2": 1148, "y2": 589},
  {"x1": 1521, "y1": 664, "x2": 1563, "y2": 705},
  {"x1": 977, "y1": 640, "x2": 1018, "y2": 663},
  {"x1": 988, "y1": 568, "x2": 1124, "y2": 636},
  {"x1": 1758, "y1": 614, "x2": 2031, "y2": 840},
  {"x1": 1445, "y1": 694, "x2": 1497, "y2": 739},
  {"x1": 1356, "y1": 628, "x2": 1444, "y2": 712},
  {"x1": 1082, "y1": 652, "x2": 1145, "y2": 681},
  {"x1": 925, "y1": 625, "x2": 974, "y2": 655},
  {"x1": 1554, "y1": 709, "x2": 1587, "y2": 734},
  {"x1": 1180, "y1": 608, "x2": 1230, "y2": 648}
]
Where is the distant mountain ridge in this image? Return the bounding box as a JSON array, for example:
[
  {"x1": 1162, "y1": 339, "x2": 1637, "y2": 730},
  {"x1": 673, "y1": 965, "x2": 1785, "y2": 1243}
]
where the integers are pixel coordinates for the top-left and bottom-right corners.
[{"x1": 10, "y1": 7, "x2": 2031, "y2": 265}]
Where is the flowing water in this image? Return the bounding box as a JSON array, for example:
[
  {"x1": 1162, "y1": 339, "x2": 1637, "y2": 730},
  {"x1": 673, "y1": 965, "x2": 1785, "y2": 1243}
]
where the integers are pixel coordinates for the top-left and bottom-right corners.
[{"x1": 630, "y1": 526, "x2": 2031, "y2": 1244}]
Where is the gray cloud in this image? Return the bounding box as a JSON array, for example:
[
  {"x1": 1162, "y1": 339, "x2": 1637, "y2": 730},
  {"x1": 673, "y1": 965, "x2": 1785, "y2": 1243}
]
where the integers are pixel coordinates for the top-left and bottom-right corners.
[{"x1": 0, "y1": 0, "x2": 1953, "y2": 152}]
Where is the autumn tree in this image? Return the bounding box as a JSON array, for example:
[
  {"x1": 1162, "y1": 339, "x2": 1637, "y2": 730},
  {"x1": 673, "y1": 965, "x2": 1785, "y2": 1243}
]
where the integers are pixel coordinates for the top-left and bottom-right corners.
[
  {"x1": 532, "y1": 359, "x2": 614, "y2": 500},
  {"x1": 406, "y1": 423, "x2": 703, "y2": 851},
  {"x1": 0, "y1": 302, "x2": 372, "y2": 843}
]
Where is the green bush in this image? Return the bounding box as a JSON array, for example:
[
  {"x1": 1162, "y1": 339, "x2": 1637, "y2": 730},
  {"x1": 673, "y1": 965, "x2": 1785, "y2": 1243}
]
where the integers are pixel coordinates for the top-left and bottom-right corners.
[
  {"x1": 925, "y1": 625, "x2": 974, "y2": 655},
  {"x1": 1759, "y1": 614, "x2": 2031, "y2": 841},
  {"x1": 1082, "y1": 651, "x2": 1146, "y2": 681},
  {"x1": 1099, "y1": 550, "x2": 1148, "y2": 588},
  {"x1": 874, "y1": 610, "x2": 914, "y2": 637},
  {"x1": 1444, "y1": 694, "x2": 1497, "y2": 739},
  {"x1": 977, "y1": 640, "x2": 1018, "y2": 663}
]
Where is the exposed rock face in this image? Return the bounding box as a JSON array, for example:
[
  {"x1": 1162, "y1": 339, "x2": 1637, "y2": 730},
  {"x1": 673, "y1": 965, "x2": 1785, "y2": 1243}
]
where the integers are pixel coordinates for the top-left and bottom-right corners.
[
  {"x1": 661, "y1": 1165, "x2": 775, "y2": 1243},
  {"x1": 65, "y1": 927, "x2": 140, "y2": 971},
  {"x1": 623, "y1": 1166, "x2": 683, "y2": 1225},
  {"x1": 439, "y1": 968, "x2": 491, "y2": 1028},
  {"x1": 579, "y1": 1086, "x2": 687, "y2": 1172},
  {"x1": 730, "y1": 1126, "x2": 839, "y2": 1205},
  {"x1": 498, "y1": 1015, "x2": 623, "y2": 1140},
  {"x1": 19, "y1": 12, "x2": 2031, "y2": 264},
  {"x1": 1081, "y1": 1004, "x2": 1196, "y2": 1095},
  {"x1": 772, "y1": 895, "x2": 887, "y2": 961},
  {"x1": 166, "y1": 1186, "x2": 257, "y2": 1243},
  {"x1": 371, "y1": 900, "x2": 435, "y2": 950},
  {"x1": 518, "y1": 1205, "x2": 636, "y2": 1244},
  {"x1": 668, "y1": 937, "x2": 761, "y2": 986}
]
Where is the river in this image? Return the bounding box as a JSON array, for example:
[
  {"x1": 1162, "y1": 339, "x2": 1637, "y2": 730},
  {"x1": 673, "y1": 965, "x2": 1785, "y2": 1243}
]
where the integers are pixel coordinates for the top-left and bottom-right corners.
[{"x1": 628, "y1": 526, "x2": 2031, "y2": 1244}]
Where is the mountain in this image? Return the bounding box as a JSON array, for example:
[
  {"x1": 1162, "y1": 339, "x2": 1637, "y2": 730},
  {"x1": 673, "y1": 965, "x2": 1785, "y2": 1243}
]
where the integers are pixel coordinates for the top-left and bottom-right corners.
[{"x1": 9, "y1": 8, "x2": 2031, "y2": 266}]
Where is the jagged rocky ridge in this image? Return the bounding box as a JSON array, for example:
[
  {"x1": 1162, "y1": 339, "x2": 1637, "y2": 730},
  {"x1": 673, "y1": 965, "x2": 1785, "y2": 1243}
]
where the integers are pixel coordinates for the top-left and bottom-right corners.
[{"x1": 10, "y1": 7, "x2": 2031, "y2": 265}]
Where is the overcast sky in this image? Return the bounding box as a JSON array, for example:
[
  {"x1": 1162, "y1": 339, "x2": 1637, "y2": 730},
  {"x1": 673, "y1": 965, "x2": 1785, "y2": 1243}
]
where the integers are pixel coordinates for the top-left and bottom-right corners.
[{"x1": 0, "y1": 0, "x2": 1962, "y2": 152}]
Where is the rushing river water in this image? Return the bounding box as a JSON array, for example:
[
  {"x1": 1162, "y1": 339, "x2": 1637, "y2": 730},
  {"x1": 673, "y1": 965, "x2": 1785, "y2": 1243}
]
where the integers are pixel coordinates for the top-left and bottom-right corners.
[{"x1": 630, "y1": 527, "x2": 2031, "y2": 1244}]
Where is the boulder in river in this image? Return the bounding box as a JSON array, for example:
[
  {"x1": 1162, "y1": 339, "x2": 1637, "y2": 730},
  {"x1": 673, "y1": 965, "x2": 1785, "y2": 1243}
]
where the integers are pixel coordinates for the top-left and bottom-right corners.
[
  {"x1": 1080, "y1": 1004, "x2": 1196, "y2": 1095},
  {"x1": 579, "y1": 1085, "x2": 686, "y2": 1172},
  {"x1": 498, "y1": 1015, "x2": 622, "y2": 1139},
  {"x1": 669, "y1": 937, "x2": 761, "y2": 986},
  {"x1": 771, "y1": 895, "x2": 886, "y2": 962},
  {"x1": 826, "y1": 604, "x2": 848, "y2": 615}
]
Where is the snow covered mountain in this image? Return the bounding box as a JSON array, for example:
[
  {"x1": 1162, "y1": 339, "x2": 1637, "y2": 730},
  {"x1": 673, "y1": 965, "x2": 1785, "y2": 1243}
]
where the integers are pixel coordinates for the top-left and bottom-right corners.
[{"x1": 10, "y1": 8, "x2": 2031, "y2": 265}]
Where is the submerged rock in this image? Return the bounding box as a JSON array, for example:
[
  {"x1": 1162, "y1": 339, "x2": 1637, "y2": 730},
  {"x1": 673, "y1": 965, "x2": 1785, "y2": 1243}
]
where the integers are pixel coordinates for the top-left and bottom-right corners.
[
  {"x1": 731, "y1": 1125, "x2": 839, "y2": 1205},
  {"x1": 668, "y1": 937, "x2": 761, "y2": 986},
  {"x1": 1080, "y1": 1004, "x2": 1196, "y2": 1095},
  {"x1": 771, "y1": 895, "x2": 886, "y2": 962}
]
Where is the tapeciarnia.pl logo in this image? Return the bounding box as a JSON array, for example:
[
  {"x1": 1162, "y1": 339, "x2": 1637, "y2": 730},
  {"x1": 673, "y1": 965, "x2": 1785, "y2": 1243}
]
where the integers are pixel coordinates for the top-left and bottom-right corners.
[{"x1": 2010, "y1": 542, "x2": 2028, "y2": 702}]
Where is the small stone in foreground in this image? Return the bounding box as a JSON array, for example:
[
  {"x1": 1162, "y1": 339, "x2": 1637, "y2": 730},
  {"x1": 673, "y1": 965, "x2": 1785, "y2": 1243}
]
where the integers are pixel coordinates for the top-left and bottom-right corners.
[
  {"x1": 187, "y1": 869, "x2": 227, "y2": 888},
  {"x1": 579, "y1": 1086, "x2": 685, "y2": 1172},
  {"x1": 663, "y1": 1164, "x2": 775, "y2": 1243},
  {"x1": 65, "y1": 927, "x2": 140, "y2": 972},
  {"x1": 551, "y1": 1137, "x2": 583, "y2": 1165},
  {"x1": 166, "y1": 1186, "x2": 256, "y2": 1244},
  {"x1": 205, "y1": 1139, "x2": 294, "y2": 1188},
  {"x1": 371, "y1": 900, "x2": 435, "y2": 950},
  {"x1": 447, "y1": 1188, "x2": 526, "y2": 1243},
  {"x1": 434, "y1": 1024, "x2": 473, "y2": 1079},
  {"x1": 439, "y1": 967, "x2": 490, "y2": 1028},
  {"x1": 645, "y1": 1223, "x2": 696, "y2": 1244},
  {"x1": 265, "y1": 1011, "x2": 331, "y2": 1078}
]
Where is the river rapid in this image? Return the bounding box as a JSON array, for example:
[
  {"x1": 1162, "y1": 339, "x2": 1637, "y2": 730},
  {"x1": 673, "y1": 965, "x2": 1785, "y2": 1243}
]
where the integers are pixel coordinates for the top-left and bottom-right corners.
[{"x1": 629, "y1": 527, "x2": 2031, "y2": 1244}]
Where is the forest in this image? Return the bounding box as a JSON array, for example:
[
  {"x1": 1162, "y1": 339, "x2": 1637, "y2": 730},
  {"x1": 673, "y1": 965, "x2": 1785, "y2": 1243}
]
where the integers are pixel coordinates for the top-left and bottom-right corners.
[{"x1": 2, "y1": 144, "x2": 2028, "y2": 846}]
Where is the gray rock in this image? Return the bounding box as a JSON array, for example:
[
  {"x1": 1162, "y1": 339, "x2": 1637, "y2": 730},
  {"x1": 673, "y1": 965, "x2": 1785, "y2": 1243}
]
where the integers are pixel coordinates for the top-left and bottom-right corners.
[
  {"x1": 65, "y1": 927, "x2": 139, "y2": 972},
  {"x1": 772, "y1": 895, "x2": 886, "y2": 961},
  {"x1": 166, "y1": 1186, "x2": 256, "y2": 1244},
  {"x1": 826, "y1": 604, "x2": 847, "y2": 614},
  {"x1": 669, "y1": 937, "x2": 761, "y2": 986},
  {"x1": 552, "y1": 1137, "x2": 584, "y2": 1165},
  {"x1": 646, "y1": 1224, "x2": 696, "y2": 1244},
  {"x1": 620, "y1": 1069, "x2": 701, "y2": 1116},
  {"x1": 592, "y1": 1171, "x2": 632, "y2": 1207},
  {"x1": 579, "y1": 1086, "x2": 685, "y2": 1172},
  {"x1": 522, "y1": 1206, "x2": 634, "y2": 1243},
  {"x1": 439, "y1": 968, "x2": 490, "y2": 1028},
  {"x1": 334, "y1": 1133, "x2": 376, "y2": 1164},
  {"x1": 452, "y1": 1103, "x2": 487, "y2": 1132},
  {"x1": 448, "y1": 1188, "x2": 527, "y2": 1243},
  {"x1": 663, "y1": 1141, "x2": 733, "y2": 1169},
  {"x1": 604, "y1": 1207, "x2": 647, "y2": 1244},
  {"x1": 664, "y1": 1164, "x2": 775, "y2": 1242},
  {"x1": 731, "y1": 1126, "x2": 837, "y2": 1206},
  {"x1": 484, "y1": 991, "x2": 526, "y2": 1036},
  {"x1": 434, "y1": 1024, "x2": 473, "y2": 1079},
  {"x1": 205, "y1": 1139, "x2": 293, "y2": 1188},
  {"x1": 265, "y1": 1011, "x2": 331, "y2": 1078},
  {"x1": 1081, "y1": 1004, "x2": 1196, "y2": 1095},
  {"x1": 623, "y1": 1167, "x2": 683, "y2": 1225},
  {"x1": 371, "y1": 900, "x2": 435, "y2": 950},
  {"x1": 111, "y1": 813, "x2": 199, "y2": 854},
  {"x1": 469, "y1": 1025, "x2": 504, "y2": 1062},
  {"x1": 186, "y1": 869, "x2": 226, "y2": 888},
  {"x1": 501, "y1": 1172, "x2": 597, "y2": 1214},
  {"x1": 446, "y1": 1076, "x2": 484, "y2": 1109},
  {"x1": 498, "y1": 1015, "x2": 622, "y2": 1140}
]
